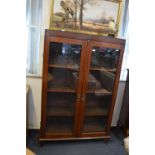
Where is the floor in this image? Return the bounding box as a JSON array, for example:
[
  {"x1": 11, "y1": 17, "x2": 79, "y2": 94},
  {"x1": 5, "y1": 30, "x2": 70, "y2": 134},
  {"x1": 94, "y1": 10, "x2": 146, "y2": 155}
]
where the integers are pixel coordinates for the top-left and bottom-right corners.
[{"x1": 27, "y1": 130, "x2": 127, "y2": 155}]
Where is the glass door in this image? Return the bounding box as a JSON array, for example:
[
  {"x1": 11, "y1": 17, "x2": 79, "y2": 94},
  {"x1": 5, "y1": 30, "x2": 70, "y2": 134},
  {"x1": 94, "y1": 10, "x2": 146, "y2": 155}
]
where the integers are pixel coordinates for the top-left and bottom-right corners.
[
  {"x1": 45, "y1": 38, "x2": 86, "y2": 137},
  {"x1": 81, "y1": 42, "x2": 121, "y2": 135}
]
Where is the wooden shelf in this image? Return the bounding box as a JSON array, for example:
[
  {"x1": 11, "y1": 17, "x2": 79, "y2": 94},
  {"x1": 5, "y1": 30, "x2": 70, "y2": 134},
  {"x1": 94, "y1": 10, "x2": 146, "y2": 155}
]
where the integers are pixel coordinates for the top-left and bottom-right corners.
[
  {"x1": 48, "y1": 87, "x2": 76, "y2": 93},
  {"x1": 86, "y1": 107, "x2": 108, "y2": 116},
  {"x1": 87, "y1": 89, "x2": 112, "y2": 96},
  {"x1": 90, "y1": 67, "x2": 116, "y2": 72},
  {"x1": 47, "y1": 88, "x2": 111, "y2": 94},
  {"x1": 47, "y1": 107, "x2": 74, "y2": 116},
  {"x1": 46, "y1": 117, "x2": 73, "y2": 134},
  {"x1": 83, "y1": 117, "x2": 106, "y2": 132},
  {"x1": 46, "y1": 124, "x2": 73, "y2": 134},
  {"x1": 48, "y1": 64, "x2": 79, "y2": 70},
  {"x1": 46, "y1": 106, "x2": 108, "y2": 117}
]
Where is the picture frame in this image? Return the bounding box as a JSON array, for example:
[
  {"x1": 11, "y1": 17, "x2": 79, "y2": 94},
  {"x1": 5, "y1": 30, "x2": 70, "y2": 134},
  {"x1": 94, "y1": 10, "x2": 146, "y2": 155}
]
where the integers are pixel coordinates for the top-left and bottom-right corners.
[{"x1": 49, "y1": 0, "x2": 122, "y2": 36}]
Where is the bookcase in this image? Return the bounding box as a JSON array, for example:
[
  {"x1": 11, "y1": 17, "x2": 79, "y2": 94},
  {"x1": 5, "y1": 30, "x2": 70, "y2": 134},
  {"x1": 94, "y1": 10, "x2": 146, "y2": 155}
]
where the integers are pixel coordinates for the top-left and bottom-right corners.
[{"x1": 39, "y1": 30, "x2": 125, "y2": 141}]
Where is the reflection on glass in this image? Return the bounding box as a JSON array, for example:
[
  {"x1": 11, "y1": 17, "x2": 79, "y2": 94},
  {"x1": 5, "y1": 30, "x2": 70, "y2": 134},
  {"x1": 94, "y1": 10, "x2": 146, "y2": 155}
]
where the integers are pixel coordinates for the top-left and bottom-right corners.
[
  {"x1": 82, "y1": 46, "x2": 119, "y2": 133},
  {"x1": 46, "y1": 93, "x2": 75, "y2": 117},
  {"x1": 85, "y1": 71, "x2": 115, "y2": 93},
  {"x1": 82, "y1": 72, "x2": 113, "y2": 133},
  {"x1": 82, "y1": 94, "x2": 111, "y2": 133},
  {"x1": 91, "y1": 47, "x2": 120, "y2": 69},
  {"x1": 45, "y1": 42, "x2": 82, "y2": 135},
  {"x1": 83, "y1": 116, "x2": 107, "y2": 132},
  {"x1": 48, "y1": 68, "x2": 72, "y2": 90},
  {"x1": 45, "y1": 93, "x2": 75, "y2": 134},
  {"x1": 49, "y1": 42, "x2": 82, "y2": 69},
  {"x1": 46, "y1": 117, "x2": 74, "y2": 134},
  {"x1": 48, "y1": 42, "x2": 82, "y2": 91}
]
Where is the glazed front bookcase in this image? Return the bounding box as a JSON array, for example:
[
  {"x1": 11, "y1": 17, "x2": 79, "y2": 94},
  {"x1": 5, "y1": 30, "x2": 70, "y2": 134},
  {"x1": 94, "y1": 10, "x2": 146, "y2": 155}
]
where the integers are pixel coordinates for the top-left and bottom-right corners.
[{"x1": 39, "y1": 30, "x2": 125, "y2": 141}]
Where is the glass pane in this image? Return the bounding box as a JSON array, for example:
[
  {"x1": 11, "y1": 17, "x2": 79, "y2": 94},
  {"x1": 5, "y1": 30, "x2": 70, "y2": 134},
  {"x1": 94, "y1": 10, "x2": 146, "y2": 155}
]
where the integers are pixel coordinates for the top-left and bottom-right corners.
[
  {"x1": 82, "y1": 47, "x2": 120, "y2": 133},
  {"x1": 82, "y1": 94, "x2": 111, "y2": 133},
  {"x1": 46, "y1": 42, "x2": 82, "y2": 135},
  {"x1": 49, "y1": 42, "x2": 81, "y2": 68},
  {"x1": 46, "y1": 93, "x2": 75, "y2": 134},
  {"x1": 46, "y1": 117, "x2": 74, "y2": 134},
  {"x1": 48, "y1": 42, "x2": 82, "y2": 91},
  {"x1": 91, "y1": 47, "x2": 120, "y2": 70},
  {"x1": 83, "y1": 117, "x2": 107, "y2": 132}
]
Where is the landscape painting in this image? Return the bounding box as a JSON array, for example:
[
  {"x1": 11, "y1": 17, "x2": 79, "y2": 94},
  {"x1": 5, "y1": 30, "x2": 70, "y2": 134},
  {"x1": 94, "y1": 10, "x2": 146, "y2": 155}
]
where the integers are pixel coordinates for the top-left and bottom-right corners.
[{"x1": 49, "y1": 0, "x2": 121, "y2": 36}]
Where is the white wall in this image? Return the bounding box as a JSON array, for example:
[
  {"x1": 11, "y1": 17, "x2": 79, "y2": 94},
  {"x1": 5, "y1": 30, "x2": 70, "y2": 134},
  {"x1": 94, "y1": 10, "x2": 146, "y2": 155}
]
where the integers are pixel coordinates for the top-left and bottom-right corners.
[
  {"x1": 112, "y1": 81, "x2": 126, "y2": 126},
  {"x1": 26, "y1": 0, "x2": 51, "y2": 129},
  {"x1": 26, "y1": 77, "x2": 42, "y2": 129}
]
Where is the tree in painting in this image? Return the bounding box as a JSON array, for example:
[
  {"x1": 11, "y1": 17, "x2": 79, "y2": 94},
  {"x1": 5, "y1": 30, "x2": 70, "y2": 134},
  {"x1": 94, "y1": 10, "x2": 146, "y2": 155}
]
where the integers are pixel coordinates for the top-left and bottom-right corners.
[
  {"x1": 78, "y1": 0, "x2": 98, "y2": 29},
  {"x1": 60, "y1": 0, "x2": 75, "y2": 27},
  {"x1": 59, "y1": 0, "x2": 98, "y2": 29}
]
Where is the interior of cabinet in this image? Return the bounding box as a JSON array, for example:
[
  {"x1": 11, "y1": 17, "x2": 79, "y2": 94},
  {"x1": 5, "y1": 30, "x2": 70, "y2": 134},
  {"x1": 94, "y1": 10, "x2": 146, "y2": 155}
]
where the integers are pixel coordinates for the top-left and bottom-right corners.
[
  {"x1": 80, "y1": 46, "x2": 120, "y2": 134},
  {"x1": 46, "y1": 117, "x2": 74, "y2": 135},
  {"x1": 83, "y1": 116, "x2": 107, "y2": 133},
  {"x1": 45, "y1": 93, "x2": 76, "y2": 135},
  {"x1": 48, "y1": 42, "x2": 81, "y2": 68},
  {"x1": 46, "y1": 93, "x2": 76, "y2": 116},
  {"x1": 85, "y1": 95, "x2": 111, "y2": 116},
  {"x1": 82, "y1": 94, "x2": 111, "y2": 133},
  {"x1": 48, "y1": 68, "x2": 77, "y2": 92},
  {"x1": 90, "y1": 47, "x2": 119, "y2": 70},
  {"x1": 44, "y1": 41, "x2": 82, "y2": 136}
]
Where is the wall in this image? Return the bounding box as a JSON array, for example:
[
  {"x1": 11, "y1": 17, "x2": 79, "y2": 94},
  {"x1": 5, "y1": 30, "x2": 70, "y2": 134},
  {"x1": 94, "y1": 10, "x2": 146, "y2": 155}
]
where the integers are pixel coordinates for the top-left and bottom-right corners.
[
  {"x1": 26, "y1": 0, "x2": 52, "y2": 129},
  {"x1": 26, "y1": 0, "x2": 127, "y2": 129},
  {"x1": 26, "y1": 77, "x2": 42, "y2": 129},
  {"x1": 112, "y1": 81, "x2": 126, "y2": 126}
]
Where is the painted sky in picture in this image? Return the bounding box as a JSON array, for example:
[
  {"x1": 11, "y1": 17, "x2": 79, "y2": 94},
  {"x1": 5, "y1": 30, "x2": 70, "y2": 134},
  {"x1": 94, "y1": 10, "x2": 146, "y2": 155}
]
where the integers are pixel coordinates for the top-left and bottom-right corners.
[
  {"x1": 83, "y1": 1, "x2": 118, "y2": 21},
  {"x1": 53, "y1": 0, "x2": 62, "y2": 13}
]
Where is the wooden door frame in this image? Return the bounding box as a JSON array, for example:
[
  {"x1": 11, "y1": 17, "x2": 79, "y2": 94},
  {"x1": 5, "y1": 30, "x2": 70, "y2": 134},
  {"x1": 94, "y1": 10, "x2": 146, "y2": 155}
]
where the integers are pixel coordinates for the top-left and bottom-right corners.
[
  {"x1": 78, "y1": 40, "x2": 125, "y2": 137},
  {"x1": 40, "y1": 32, "x2": 49, "y2": 137},
  {"x1": 40, "y1": 32, "x2": 88, "y2": 138}
]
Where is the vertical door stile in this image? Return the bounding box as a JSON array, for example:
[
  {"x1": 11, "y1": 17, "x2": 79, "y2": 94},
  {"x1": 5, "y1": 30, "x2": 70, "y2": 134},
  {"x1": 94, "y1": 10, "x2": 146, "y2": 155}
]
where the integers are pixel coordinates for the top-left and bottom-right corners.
[
  {"x1": 74, "y1": 40, "x2": 86, "y2": 136},
  {"x1": 40, "y1": 35, "x2": 50, "y2": 136},
  {"x1": 74, "y1": 40, "x2": 87, "y2": 136},
  {"x1": 77, "y1": 41, "x2": 92, "y2": 136}
]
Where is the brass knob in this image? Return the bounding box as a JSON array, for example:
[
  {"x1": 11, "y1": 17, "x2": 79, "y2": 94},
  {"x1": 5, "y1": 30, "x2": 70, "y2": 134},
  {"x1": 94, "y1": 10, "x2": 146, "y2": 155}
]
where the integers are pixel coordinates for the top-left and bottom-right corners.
[{"x1": 81, "y1": 94, "x2": 86, "y2": 102}]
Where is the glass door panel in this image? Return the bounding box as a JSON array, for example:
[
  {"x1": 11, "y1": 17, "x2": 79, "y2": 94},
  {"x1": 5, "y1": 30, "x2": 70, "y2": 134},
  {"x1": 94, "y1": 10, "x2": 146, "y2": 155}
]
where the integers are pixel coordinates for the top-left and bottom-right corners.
[
  {"x1": 46, "y1": 93, "x2": 76, "y2": 134},
  {"x1": 91, "y1": 47, "x2": 120, "y2": 70},
  {"x1": 46, "y1": 41, "x2": 82, "y2": 135},
  {"x1": 48, "y1": 42, "x2": 82, "y2": 92},
  {"x1": 82, "y1": 46, "x2": 120, "y2": 133}
]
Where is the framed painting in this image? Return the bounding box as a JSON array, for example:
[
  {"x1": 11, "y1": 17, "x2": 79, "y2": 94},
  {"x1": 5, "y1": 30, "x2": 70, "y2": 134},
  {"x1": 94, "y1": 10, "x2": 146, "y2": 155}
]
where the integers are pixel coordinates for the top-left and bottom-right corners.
[{"x1": 49, "y1": 0, "x2": 122, "y2": 36}]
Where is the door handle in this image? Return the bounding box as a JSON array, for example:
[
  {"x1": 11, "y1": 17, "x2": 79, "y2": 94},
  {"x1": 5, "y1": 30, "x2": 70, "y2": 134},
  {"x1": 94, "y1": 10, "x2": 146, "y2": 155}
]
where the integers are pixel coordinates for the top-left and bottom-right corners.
[
  {"x1": 81, "y1": 94, "x2": 86, "y2": 102},
  {"x1": 77, "y1": 94, "x2": 81, "y2": 100}
]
